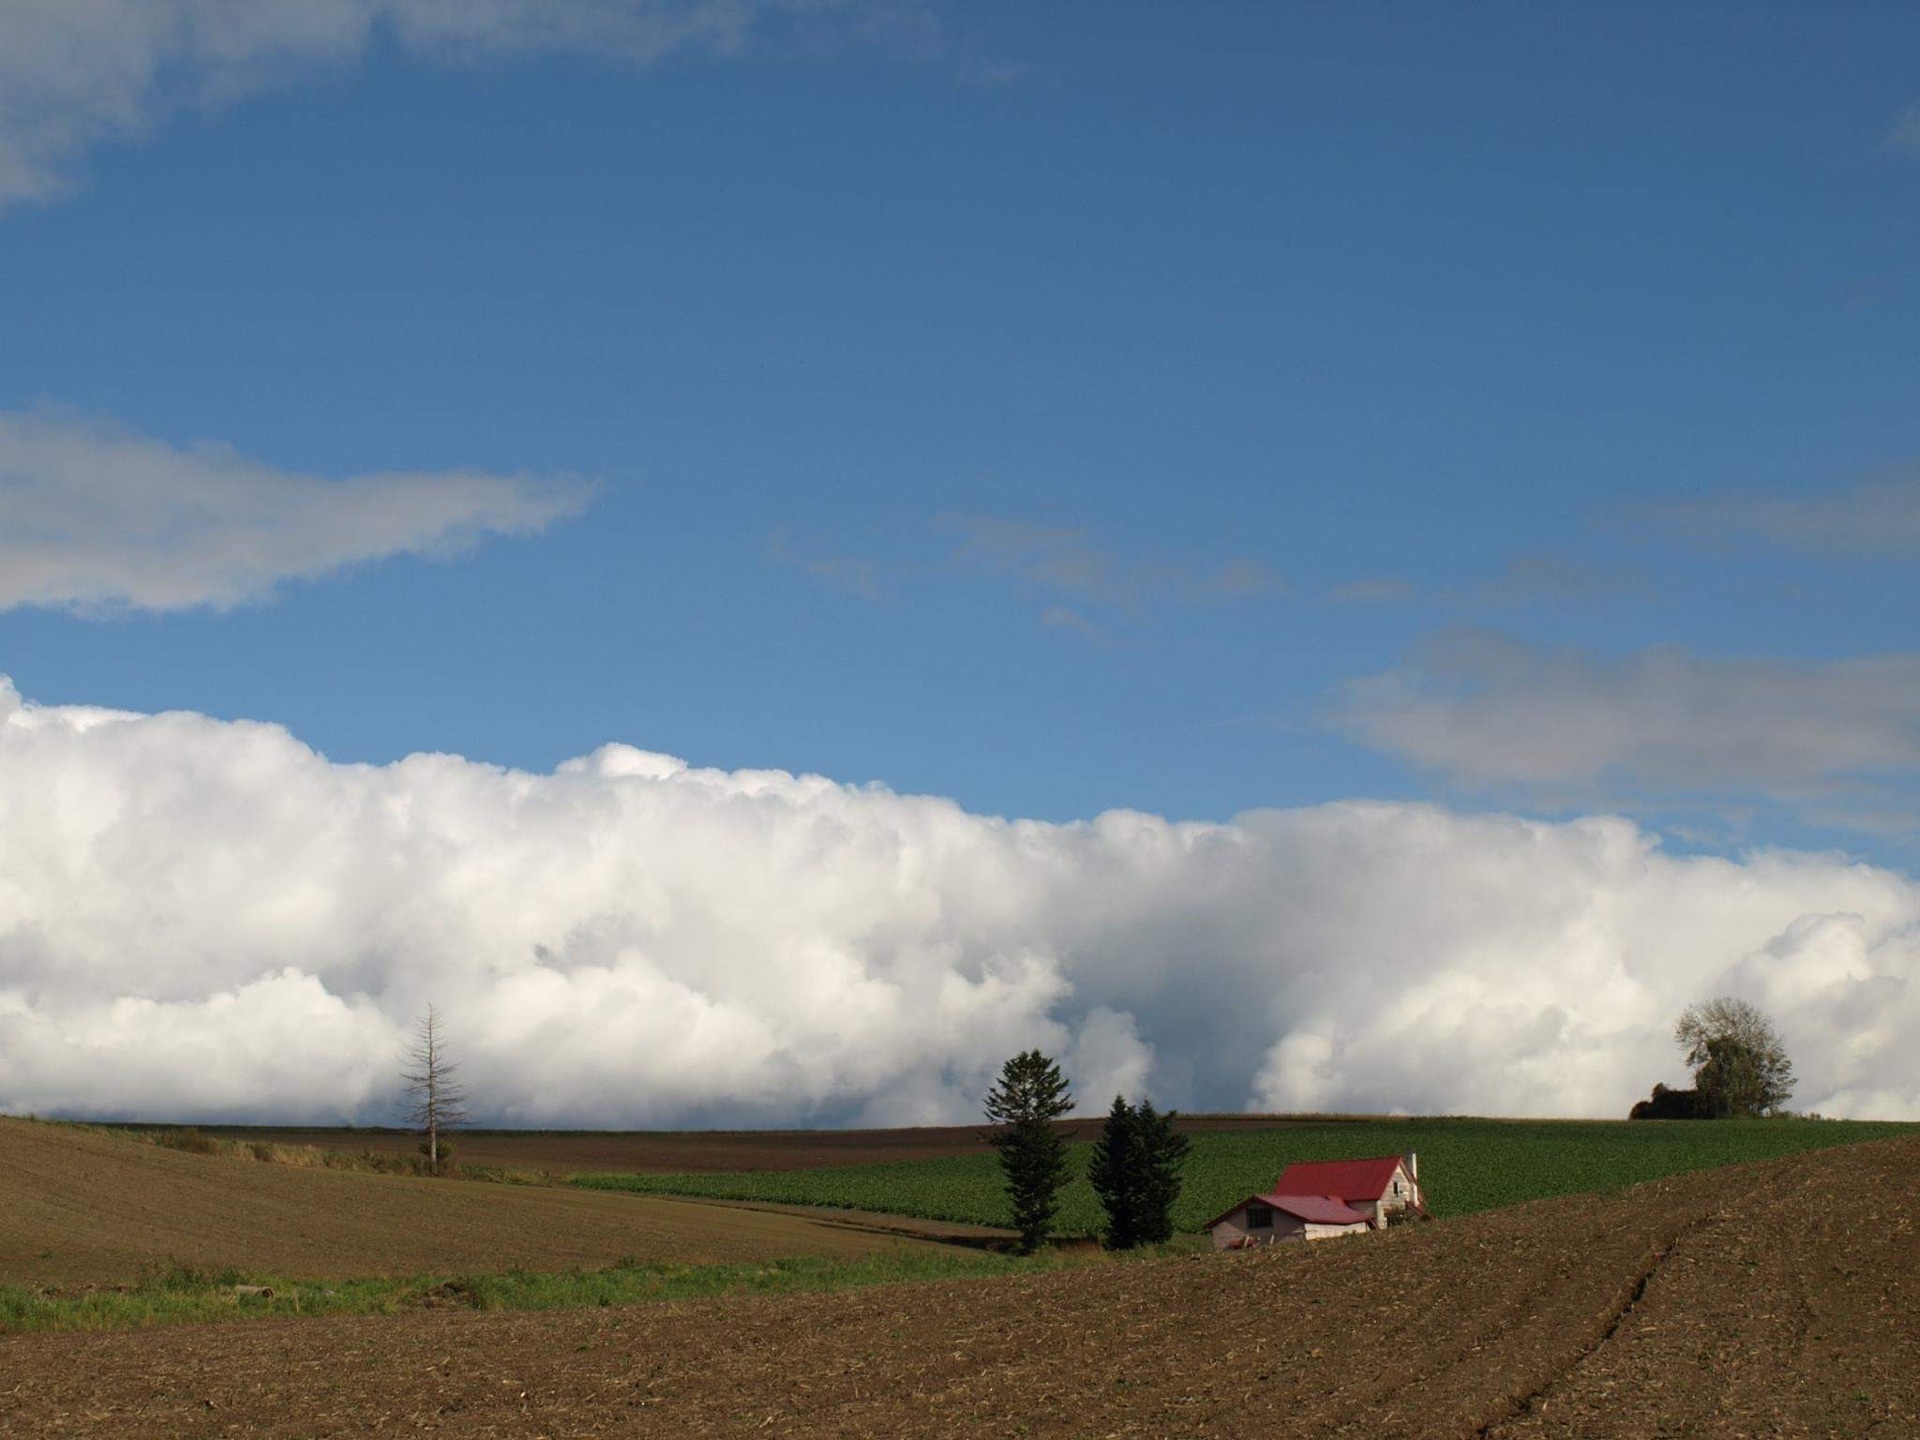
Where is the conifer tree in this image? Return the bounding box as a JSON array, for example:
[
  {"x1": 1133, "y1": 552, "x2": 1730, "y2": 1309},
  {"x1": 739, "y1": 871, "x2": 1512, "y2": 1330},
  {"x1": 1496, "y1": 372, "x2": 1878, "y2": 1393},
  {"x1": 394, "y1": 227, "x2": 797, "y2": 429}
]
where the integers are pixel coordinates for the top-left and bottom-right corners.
[
  {"x1": 982, "y1": 1050, "x2": 1074, "y2": 1254},
  {"x1": 1088, "y1": 1094, "x2": 1141, "y2": 1248},
  {"x1": 1089, "y1": 1094, "x2": 1191, "y2": 1248},
  {"x1": 1130, "y1": 1100, "x2": 1190, "y2": 1244}
]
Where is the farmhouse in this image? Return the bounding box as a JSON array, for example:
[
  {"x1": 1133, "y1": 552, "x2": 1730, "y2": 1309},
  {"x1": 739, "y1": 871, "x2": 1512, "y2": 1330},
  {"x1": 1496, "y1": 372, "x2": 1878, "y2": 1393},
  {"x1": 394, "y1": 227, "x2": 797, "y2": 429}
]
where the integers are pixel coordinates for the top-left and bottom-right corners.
[{"x1": 1207, "y1": 1152, "x2": 1422, "y2": 1249}]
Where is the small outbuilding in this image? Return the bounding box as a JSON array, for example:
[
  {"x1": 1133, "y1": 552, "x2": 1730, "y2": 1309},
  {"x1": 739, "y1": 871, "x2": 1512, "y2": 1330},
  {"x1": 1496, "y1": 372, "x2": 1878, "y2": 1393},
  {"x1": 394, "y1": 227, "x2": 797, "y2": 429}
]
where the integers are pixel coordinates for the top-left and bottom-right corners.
[
  {"x1": 1206, "y1": 1152, "x2": 1423, "y2": 1250},
  {"x1": 1207, "y1": 1192, "x2": 1371, "y2": 1247}
]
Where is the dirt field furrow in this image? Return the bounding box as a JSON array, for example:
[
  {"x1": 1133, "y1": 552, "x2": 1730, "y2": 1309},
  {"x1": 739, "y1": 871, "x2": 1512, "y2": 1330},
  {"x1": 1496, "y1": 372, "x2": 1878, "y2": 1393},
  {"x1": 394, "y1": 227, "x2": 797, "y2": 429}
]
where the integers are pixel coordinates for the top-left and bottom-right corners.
[
  {"x1": 6, "y1": 1134, "x2": 1913, "y2": 1438},
  {"x1": 1487, "y1": 1140, "x2": 1920, "y2": 1438}
]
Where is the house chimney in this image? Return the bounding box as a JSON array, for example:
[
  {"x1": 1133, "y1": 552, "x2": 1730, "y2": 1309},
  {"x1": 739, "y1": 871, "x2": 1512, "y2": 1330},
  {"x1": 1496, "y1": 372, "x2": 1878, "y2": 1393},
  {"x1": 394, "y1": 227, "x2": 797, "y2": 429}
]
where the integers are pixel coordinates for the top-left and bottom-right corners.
[{"x1": 1404, "y1": 1150, "x2": 1418, "y2": 1183}]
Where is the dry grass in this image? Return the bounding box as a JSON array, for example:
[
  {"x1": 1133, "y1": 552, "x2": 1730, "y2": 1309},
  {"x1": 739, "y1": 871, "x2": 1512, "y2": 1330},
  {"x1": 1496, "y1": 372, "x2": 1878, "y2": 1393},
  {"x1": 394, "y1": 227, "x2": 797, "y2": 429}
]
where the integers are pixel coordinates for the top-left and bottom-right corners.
[{"x1": 103, "y1": 1124, "x2": 555, "y2": 1183}]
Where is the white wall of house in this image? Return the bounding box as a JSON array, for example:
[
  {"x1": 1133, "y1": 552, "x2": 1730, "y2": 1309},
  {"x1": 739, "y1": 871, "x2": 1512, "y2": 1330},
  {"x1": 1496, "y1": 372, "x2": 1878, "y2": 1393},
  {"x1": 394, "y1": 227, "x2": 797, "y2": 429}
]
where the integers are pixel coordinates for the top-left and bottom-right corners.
[
  {"x1": 1301, "y1": 1220, "x2": 1367, "y2": 1241},
  {"x1": 1368, "y1": 1160, "x2": 1420, "y2": 1225}
]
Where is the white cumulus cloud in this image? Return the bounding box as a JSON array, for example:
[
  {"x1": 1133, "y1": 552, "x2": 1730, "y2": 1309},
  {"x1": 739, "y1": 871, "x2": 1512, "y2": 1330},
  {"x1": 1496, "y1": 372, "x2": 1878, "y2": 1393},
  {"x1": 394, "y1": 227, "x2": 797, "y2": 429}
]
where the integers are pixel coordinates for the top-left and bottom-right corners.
[
  {"x1": 0, "y1": 410, "x2": 591, "y2": 612},
  {"x1": 2, "y1": 676, "x2": 1918, "y2": 1125},
  {"x1": 0, "y1": 0, "x2": 923, "y2": 210}
]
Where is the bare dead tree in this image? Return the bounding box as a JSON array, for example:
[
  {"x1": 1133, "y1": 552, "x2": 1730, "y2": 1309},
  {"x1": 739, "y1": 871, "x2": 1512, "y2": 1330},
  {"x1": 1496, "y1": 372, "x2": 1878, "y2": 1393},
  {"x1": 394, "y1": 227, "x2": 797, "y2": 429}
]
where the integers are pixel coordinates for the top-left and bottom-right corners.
[{"x1": 401, "y1": 1004, "x2": 469, "y2": 1174}]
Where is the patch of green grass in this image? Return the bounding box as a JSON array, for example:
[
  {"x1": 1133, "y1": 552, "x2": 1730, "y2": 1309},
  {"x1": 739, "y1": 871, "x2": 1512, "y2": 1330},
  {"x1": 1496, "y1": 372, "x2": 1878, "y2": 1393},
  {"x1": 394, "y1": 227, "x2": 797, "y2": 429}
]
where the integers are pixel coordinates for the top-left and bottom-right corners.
[
  {"x1": 574, "y1": 1117, "x2": 1911, "y2": 1235},
  {"x1": 0, "y1": 1248, "x2": 1066, "y2": 1335}
]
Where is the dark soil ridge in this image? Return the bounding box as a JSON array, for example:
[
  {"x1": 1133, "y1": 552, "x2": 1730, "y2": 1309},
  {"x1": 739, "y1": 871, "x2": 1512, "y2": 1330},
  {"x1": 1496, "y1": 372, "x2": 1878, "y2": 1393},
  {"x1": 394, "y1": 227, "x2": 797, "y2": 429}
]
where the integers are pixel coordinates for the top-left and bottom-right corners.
[
  {"x1": 3, "y1": 1134, "x2": 1914, "y2": 1439},
  {"x1": 1473, "y1": 1210, "x2": 1714, "y2": 1437}
]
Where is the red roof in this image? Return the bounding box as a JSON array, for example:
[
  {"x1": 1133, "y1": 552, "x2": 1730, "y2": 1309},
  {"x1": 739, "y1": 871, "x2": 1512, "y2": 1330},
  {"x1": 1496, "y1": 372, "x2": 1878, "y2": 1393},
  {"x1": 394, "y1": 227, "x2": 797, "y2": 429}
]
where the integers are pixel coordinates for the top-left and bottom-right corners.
[
  {"x1": 1271, "y1": 1155, "x2": 1407, "y2": 1204},
  {"x1": 1262, "y1": 1193, "x2": 1370, "y2": 1226},
  {"x1": 1202, "y1": 1190, "x2": 1372, "y2": 1230}
]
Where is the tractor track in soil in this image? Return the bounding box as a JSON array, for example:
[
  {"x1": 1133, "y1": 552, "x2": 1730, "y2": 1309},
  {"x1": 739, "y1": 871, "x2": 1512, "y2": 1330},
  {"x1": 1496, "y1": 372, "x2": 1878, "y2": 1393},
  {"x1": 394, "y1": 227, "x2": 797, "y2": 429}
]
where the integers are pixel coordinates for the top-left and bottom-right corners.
[{"x1": 1472, "y1": 1211, "x2": 1712, "y2": 1437}]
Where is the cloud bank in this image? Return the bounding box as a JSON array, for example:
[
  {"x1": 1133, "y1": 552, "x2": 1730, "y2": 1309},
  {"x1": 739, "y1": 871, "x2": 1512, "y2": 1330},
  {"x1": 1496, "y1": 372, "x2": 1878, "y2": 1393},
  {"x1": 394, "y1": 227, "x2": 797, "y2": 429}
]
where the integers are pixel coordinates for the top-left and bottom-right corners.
[
  {"x1": 0, "y1": 0, "x2": 919, "y2": 209},
  {"x1": 2, "y1": 678, "x2": 1917, "y2": 1126},
  {"x1": 0, "y1": 410, "x2": 591, "y2": 612},
  {"x1": 1338, "y1": 630, "x2": 1920, "y2": 823}
]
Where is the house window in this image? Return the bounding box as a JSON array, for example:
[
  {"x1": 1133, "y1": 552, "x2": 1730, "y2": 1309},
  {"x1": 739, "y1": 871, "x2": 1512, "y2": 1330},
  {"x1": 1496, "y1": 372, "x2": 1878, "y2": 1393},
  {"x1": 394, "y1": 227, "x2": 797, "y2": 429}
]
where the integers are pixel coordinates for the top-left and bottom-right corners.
[{"x1": 1246, "y1": 1203, "x2": 1274, "y2": 1229}]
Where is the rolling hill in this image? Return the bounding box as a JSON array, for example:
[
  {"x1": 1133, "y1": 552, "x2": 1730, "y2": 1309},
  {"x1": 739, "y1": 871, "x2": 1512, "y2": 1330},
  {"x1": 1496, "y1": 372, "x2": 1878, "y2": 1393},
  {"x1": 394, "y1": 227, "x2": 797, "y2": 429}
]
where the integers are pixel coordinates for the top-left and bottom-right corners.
[
  {"x1": 0, "y1": 1116, "x2": 953, "y2": 1289},
  {"x1": 2, "y1": 1127, "x2": 1912, "y2": 1437}
]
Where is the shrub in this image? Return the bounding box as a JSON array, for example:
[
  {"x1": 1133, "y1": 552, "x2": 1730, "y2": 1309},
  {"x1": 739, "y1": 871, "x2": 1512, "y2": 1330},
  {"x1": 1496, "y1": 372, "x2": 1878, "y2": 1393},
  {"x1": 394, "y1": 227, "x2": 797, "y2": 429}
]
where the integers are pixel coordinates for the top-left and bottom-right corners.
[
  {"x1": 153, "y1": 1128, "x2": 223, "y2": 1156},
  {"x1": 1629, "y1": 1083, "x2": 1705, "y2": 1120}
]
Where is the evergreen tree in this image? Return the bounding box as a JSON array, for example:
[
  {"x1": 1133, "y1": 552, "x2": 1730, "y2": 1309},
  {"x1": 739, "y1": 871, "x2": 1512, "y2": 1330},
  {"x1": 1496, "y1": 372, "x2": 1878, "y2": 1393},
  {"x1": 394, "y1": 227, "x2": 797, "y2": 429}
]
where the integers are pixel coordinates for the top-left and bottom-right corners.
[
  {"x1": 982, "y1": 1050, "x2": 1074, "y2": 1254},
  {"x1": 1131, "y1": 1099, "x2": 1190, "y2": 1244},
  {"x1": 1089, "y1": 1094, "x2": 1191, "y2": 1248},
  {"x1": 1088, "y1": 1095, "x2": 1141, "y2": 1249}
]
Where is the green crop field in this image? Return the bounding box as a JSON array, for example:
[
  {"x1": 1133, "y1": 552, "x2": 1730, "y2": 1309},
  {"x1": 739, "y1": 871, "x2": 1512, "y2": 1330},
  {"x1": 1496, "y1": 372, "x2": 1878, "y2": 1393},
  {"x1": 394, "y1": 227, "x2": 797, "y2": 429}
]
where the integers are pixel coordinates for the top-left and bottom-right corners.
[{"x1": 574, "y1": 1117, "x2": 1910, "y2": 1236}]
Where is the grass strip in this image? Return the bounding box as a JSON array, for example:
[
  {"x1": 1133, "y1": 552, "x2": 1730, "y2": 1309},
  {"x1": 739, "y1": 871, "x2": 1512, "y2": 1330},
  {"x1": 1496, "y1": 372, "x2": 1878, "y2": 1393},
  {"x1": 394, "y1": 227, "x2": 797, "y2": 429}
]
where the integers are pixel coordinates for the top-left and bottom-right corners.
[
  {"x1": 0, "y1": 1248, "x2": 1077, "y2": 1335},
  {"x1": 574, "y1": 1116, "x2": 1913, "y2": 1235}
]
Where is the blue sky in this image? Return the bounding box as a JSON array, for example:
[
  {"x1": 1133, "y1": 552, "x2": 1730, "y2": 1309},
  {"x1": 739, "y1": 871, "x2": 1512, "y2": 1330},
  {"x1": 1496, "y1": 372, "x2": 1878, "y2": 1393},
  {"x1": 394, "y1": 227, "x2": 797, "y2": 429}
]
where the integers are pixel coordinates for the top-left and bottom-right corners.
[
  {"x1": 6, "y1": 4, "x2": 1920, "y2": 1125},
  {"x1": 3, "y1": 3, "x2": 1919, "y2": 839}
]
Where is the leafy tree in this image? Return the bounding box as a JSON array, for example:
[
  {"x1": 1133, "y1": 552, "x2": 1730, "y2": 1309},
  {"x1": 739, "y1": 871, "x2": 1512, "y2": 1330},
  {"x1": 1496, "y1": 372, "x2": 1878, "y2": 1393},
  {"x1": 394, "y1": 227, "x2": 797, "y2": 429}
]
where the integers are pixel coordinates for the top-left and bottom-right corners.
[
  {"x1": 982, "y1": 1049, "x2": 1074, "y2": 1253},
  {"x1": 1088, "y1": 1094, "x2": 1191, "y2": 1249},
  {"x1": 401, "y1": 1004, "x2": 470, "y2": 1174},
  {"x1": 1675, "y1": 997, "x2": 1794, "y2": 1118}
]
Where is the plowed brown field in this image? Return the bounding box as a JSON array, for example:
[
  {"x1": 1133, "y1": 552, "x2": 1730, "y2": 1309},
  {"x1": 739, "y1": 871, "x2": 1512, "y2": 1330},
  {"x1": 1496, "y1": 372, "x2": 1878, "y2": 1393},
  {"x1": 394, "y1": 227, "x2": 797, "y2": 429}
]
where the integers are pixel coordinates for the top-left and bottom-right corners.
[
  {"x1": 0, "y1": 1118, "x2": 958, "y2": 1289},
  {"x1": 4, "y1": 1134, "x2": 1912, "y2": 1438}
]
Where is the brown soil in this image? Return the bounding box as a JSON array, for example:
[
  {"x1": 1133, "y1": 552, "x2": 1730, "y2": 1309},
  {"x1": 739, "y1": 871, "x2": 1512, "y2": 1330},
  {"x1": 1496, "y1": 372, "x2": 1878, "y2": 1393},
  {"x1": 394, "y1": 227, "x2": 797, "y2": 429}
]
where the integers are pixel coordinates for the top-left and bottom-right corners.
[
  {"x1": 4, "y1": 1134, "x2": 1912, "y2": 1438},
  {"x1": 147, "y1": 1113, "x2": 1322, "y2": 1174},
  {"x1": 0, "y1": 1117, "x2": 960, "y2": 1289}
]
